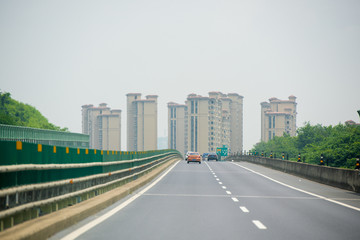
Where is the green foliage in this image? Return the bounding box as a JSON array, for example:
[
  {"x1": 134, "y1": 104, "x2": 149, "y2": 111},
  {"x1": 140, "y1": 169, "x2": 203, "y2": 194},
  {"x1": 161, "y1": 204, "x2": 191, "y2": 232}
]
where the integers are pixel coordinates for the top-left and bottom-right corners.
[
  {"x1": 0, "y1": 91, "x2": 68, "y2": 131},
  {"x1": 252, "y1": 122, "x2": 360, "y2": 169},
  {"x1": 253, "y1": 133, "x2": 299, "y2": 160}
]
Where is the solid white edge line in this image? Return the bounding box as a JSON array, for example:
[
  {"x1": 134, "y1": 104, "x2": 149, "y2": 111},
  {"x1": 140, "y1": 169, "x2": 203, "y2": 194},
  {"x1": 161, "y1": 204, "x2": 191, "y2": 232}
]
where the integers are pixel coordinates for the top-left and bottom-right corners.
[
  {"x1": 240, "y1": 206, "x2": 249, "y2": 213},
  {"x1": 253, "y1": 220, "x2": 267, "y2": 229},
  {"x1": 61, "y1": 160, "x2": 180, "y2": 240},
  {"x1": 231, "y1": 162, "x2": 360, "y2": 212}
]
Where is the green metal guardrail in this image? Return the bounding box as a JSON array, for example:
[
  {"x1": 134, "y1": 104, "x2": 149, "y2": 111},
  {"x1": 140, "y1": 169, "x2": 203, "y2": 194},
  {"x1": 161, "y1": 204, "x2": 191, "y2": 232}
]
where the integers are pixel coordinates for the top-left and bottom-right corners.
[
  {"x1": 0, "y1": 142, "x2": 181, "y2": 232},
  {"x1": 0, "y1": 124, "x2": 89, "y2": 148},
  {"x1": 0, "y1": 140, "x2": 180, "y2": 189},
  {"x1": 0, "y1": 140, "x2": 182, "y2": 231}
]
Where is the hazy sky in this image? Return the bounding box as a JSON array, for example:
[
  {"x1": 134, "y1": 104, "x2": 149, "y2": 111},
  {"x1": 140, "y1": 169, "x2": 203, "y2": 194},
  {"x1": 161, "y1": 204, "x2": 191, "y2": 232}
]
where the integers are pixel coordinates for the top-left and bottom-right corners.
[{"x1": 1, "y1": 0, "x2": 359, "y2": 151}]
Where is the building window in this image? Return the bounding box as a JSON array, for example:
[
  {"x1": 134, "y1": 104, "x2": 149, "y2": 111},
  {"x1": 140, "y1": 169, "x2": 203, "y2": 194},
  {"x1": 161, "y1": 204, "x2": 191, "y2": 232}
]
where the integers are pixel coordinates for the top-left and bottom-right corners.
[
  {"x1": 269, "y1": 116, "x2": 272, "y2": 129},
  {"x1": 170, "y1": 120, "x2": 173, "y2": 148},
  {"x1": 174, "y1": 120, "x2": 176, "y2": 149},
  {"x1": 273, "y1": 116, "x2": 275, "y2": 128},
  {"x1": 269, "y1": 131, "x2": 272, "y2": 141},
  {"x1": 191, "y1": 116, "x2": 194, "y2": 150},
  {"x1": 191, "y1": 101, "x2": 194, "y2": 114},
  {"x1": 195, "y1": 101, "x2": 198, "y2": 114},
  {"x1": 195, "y1": 116, "x2": 198, "y2": 152}
]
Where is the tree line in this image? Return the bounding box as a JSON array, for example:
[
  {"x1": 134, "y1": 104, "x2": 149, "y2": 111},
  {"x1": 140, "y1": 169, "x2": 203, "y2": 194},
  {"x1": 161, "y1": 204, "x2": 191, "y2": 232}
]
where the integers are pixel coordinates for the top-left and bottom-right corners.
[
  {"x1": 0, "y1": 91, "x2": 68, "y2": 131},
  {"x1": 252, "y1": 122, "x2": 360, "y2": 169}
]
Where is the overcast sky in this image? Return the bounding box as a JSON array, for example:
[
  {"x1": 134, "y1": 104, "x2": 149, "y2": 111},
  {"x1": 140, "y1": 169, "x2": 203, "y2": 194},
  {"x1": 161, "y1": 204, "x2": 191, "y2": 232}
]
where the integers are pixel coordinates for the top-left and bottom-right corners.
[{"x1": 1, "y1": 0, "x2": 359, "y2": 151}]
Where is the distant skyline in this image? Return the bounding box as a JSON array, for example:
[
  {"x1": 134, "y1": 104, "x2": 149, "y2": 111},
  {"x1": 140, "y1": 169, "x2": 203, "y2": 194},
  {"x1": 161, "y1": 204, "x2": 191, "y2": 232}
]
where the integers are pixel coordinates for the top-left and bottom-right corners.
[{"x1": 1, "y1": 0, "x2": 359, "y2": 151}]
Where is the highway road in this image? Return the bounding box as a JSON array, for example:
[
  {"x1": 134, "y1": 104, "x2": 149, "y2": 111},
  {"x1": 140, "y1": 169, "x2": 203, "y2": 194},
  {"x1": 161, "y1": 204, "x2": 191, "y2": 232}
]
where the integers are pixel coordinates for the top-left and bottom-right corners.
[{"x1": 52, "y1": 160, "x2": 360, "y2": 240}]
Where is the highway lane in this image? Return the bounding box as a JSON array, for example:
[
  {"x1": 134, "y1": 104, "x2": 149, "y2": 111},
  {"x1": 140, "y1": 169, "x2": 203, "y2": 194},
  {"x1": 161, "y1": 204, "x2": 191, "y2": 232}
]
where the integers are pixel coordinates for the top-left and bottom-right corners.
[{"x1": 51, "y1": 160, "x2": 360, "y2": 240}]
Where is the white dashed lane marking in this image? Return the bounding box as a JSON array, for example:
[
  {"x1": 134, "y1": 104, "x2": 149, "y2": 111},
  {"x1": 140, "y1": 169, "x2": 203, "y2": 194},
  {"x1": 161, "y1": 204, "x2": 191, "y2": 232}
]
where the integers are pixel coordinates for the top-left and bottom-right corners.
[
  {"x1": 206, "y1": 161, "x2": 268, "y2": 231},
  {"x1": 252, "y1": 220, "x2": 267, "y2": 230},
  {"x1": 240, "y1": 206, "x2": 249, "y2": 213}
]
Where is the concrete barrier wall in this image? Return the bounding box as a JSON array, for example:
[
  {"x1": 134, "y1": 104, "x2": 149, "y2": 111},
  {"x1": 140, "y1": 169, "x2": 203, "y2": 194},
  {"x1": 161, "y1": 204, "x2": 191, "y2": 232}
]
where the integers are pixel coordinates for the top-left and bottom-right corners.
[{"x1": 229, "y1": 155, "x2": 360, "y2": 193}]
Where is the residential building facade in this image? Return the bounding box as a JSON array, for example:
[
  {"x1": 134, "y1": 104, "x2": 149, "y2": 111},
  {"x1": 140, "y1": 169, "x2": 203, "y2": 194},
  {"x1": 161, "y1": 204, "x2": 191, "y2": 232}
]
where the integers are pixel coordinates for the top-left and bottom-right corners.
[
  {"x1": 227, "y1": 93, "x2": 244, "y2": 153},
  {"x1": 261, "y1": 96, "x2": 297, "y2": 142},
  {"x1": 127, "y1": 93, "x2": 158, "y2": 151},
  {"x1": 168, "y1": 92, "x2": 243, "y2": 155},
  {"x1": 81, "y1": 103, "x2": 121, "y2": 150},
  {"x1": 168, "y1": 102, "x2": 188, "y2": 155}
]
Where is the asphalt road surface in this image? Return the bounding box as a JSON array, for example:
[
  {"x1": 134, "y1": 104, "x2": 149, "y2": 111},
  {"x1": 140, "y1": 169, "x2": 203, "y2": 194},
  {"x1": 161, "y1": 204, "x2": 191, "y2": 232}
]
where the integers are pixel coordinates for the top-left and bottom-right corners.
[{"x1": 51, "y1": 160, "x2": 360, "y2": 240}]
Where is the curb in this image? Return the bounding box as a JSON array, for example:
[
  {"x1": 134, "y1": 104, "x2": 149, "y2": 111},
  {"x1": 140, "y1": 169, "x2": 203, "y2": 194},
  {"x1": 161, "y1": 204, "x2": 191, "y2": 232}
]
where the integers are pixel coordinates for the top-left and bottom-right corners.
[{"x1": 0, "y1": 159, "x2": 179, "y2": 240}]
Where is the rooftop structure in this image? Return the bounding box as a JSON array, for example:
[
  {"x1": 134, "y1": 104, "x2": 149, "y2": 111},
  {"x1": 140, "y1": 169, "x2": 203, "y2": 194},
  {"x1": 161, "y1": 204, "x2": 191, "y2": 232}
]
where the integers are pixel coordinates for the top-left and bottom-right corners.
[{"x1": 261, "y1": 96, "x2": 297, "y2": 142}]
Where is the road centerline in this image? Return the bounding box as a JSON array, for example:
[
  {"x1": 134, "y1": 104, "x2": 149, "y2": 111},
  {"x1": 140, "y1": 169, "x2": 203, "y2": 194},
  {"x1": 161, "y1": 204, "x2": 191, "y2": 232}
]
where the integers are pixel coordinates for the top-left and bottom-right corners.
[
  {"x1": 240, "y1": 206, "x2": 249, "y2": 213},
  {"x1": 253, "y1": 220, "x2": 267, "y2": 230}
]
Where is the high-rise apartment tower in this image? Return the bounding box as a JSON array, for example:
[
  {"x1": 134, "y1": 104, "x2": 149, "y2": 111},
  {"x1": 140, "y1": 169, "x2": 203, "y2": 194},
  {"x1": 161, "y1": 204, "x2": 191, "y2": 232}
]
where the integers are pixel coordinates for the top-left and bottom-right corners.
[
  {"x1": 261, "y1": 96, "x2": 297, "y2": 142},
  {"x1": 168, "y1": 92, "x2": 243, "y2": 155},
  {"x1": 127, "y1": 93, "x2": 158, "y2": 151},
  {"x1": 81, "y1": 103, "x2": 121, "y2": 150},
  {"x1": 168, "y1": 102, "x2": 188, "y2": 155}
]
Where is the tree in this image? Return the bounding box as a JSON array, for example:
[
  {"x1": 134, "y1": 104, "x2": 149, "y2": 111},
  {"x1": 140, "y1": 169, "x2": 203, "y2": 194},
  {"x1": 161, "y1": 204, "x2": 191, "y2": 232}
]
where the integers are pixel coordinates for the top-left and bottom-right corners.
[
  {"x1": 252, "y1": 122, "x2": 360, "y2": 169},
  {"x1": 0, "y1": 90, "x2": 68, "y2": 131}
]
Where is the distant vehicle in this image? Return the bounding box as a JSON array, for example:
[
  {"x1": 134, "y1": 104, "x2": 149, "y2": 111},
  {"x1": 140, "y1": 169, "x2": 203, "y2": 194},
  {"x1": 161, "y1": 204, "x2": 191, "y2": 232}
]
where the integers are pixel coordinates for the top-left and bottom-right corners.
[
  {"x1": 202, "y1": 152, "x2": 209, "y2": 160},
  {"x1": 185, "y1": 151, "x2": 193, "y2": 161},
  {"x1": 207, "y1": 152, "x2": 218, "y2": 161},
  {"x1": 187, "y1": 152, "x2": 201, "y2": 164}
]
